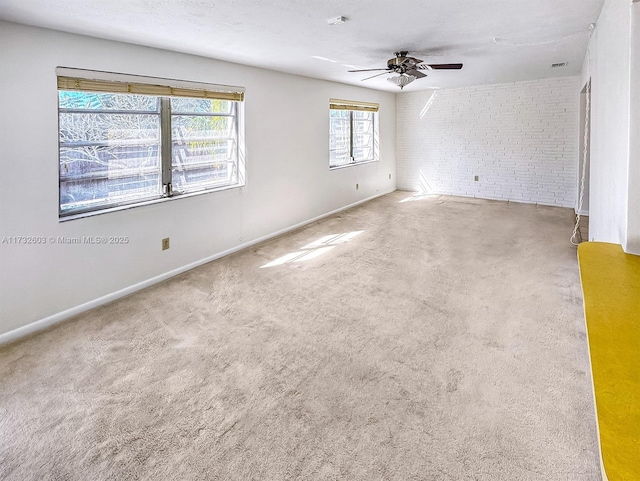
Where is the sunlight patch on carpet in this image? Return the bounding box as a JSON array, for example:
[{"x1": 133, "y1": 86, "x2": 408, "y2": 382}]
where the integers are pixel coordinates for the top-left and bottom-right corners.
[{"x1": 261, "y1": 231, "x2": 364, "y2": 268}]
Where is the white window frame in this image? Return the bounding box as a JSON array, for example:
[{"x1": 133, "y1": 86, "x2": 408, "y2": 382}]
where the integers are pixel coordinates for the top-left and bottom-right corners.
[
  {"x1": 329, "y1": 98, "x2": 379, "y2": 169},
  {"x1": 56, "y1": 67, "x2": 245, "y2": 220}
]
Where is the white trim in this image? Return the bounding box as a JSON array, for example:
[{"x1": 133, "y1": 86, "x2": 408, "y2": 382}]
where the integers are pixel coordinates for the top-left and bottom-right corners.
[
  {"x1": 398, "y1": 189, "x2": 576, "y2": 209},
  {"x1": 329, "y1": 159, "x2": 378, "y2": 170},
  {"x1": 0, "y1": 190, "x2": 393, "y2": 346},
  {"x1": 60, "y1": 181, "x2": 244, "y2": 222}
]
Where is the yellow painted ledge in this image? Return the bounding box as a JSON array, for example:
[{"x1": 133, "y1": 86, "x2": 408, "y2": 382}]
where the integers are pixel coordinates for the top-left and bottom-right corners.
[{"x1": 577, "y1": 242, "x2": 640, "y2": 481}]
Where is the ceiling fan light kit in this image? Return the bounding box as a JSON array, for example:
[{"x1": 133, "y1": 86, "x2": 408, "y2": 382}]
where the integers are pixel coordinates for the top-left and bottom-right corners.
[
  {"x1": 349, "y1": 51, "x2": 463, "y2": 89},
  {"x1": 387, "y1": 74, "x2": 416, "y2": 89}
]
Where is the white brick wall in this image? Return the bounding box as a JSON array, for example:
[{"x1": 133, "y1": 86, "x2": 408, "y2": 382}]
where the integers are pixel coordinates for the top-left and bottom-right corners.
[{"x1": 396, "y1": 77, "x2": 580, "y2": 207}]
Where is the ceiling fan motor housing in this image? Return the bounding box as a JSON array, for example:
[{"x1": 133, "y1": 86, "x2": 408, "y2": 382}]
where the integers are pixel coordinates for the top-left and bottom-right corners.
[{"x1": 388, "y1": 52, "x2": 422, "y2": 73}]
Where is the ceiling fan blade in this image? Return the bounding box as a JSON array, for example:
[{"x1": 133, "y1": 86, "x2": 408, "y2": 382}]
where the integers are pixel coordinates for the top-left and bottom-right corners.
[
  {"x1": 427, "y1": 63, "x2": 463, "y2": 70},
  {"x1": 348, "y1": 68, "x2": 390, "y2": 72},
  {"x1": 406, "y1": 68, "x2": 427, "y2": 78},
  {"x1": 361, "y1": 71, "x2": 391, "y2": 81}
]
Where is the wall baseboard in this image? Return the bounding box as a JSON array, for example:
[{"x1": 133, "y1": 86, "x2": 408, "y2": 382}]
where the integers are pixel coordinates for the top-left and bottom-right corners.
[
  {"x1": 0, "y1": 190, "x2": 394, "y2": 346},
  {"x1": 397, "y1": 189, "x2": 576, "y2": 210}
]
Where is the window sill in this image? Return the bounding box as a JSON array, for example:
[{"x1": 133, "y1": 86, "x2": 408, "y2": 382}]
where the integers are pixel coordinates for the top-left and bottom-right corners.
[
  {"x1": 59, "y1": 182, "x2": 244, "y2": 222},
  {"x1": 329, "y1": 159, "x2": 378, "y2": 170}
]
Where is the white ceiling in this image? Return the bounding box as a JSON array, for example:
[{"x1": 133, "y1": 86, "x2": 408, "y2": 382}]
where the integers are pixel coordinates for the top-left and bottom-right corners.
[{"x1": 0, "y1": 0, "x2": 605, "y2": 92}]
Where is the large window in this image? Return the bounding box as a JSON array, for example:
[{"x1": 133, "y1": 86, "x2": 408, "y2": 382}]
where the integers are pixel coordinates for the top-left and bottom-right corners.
[
  {"x1": 329, "y1": 99, "x2": 379, "y2": 169},
  {"x1": 57, "y1": 69, "x2": 244, "y2": 218}
]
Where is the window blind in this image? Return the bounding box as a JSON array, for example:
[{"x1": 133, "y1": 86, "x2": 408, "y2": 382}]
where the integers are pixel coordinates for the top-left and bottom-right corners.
[
  {"x1": 329, "y1": 98, "x2": 379, "y2": 112},
  {"x1": 56, "y1": 68, "x2": 244, "y2": 102}
]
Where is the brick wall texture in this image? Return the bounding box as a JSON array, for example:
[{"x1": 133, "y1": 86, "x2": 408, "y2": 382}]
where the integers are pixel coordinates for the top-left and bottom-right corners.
[{"x1": 396, "y1": 76, "x2": 580, "y2": 207}]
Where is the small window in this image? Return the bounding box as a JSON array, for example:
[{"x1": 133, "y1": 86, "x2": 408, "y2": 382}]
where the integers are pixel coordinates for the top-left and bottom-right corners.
[
  {"x1": 57, "y1": 69, "x2": 244, "y2": 218},
  {"x1": 329, "y1": 99, "x2": 379, "y2": 168}
]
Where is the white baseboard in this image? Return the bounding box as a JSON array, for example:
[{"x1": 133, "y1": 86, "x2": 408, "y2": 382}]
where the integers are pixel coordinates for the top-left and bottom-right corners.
[
  {"x1": 0, "y1": 190, "x2": 393, "y2": 346},
  {"x1": 398, "y1": 189, "x2": 576, "y2": 210}
]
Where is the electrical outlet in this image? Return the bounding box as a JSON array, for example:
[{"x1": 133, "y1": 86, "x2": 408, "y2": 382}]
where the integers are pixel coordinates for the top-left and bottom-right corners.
[
  {"x1": 162, "y1": 237, "x2": 170, "y2": 250},
  {"x1": 356, "y1": 183, "x2": 359, "y2": 190},
  {"x1": 474, "y1": 175, "x2": 479, "y2": 181},
  {"x1": 389, "y1": 173, "x2": 392, "y2": 180}
]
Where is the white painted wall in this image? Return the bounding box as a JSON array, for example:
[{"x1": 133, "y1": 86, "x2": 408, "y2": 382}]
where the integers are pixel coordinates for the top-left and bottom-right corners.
[
  {"x1": 583, "y1": 0, "x2": 640, "y2": 254},
  {"x1": 396, "y1": 78, "x2": 580, "y2": 208},
  {"x1": 0, "y1": 21, "x2": 396, "y2": 338},
  {"x1": 628, "y1": 0, "x2": 640, "y2": 254},
  {"x1": 584, "y1": 0, "x2": 630, "y2": 248}
]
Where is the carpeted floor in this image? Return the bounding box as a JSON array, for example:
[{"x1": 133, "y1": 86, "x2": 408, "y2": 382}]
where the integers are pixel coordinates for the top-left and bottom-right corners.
[{"x1": 0, "y1": 192, "x2": 601, "y2": 480}]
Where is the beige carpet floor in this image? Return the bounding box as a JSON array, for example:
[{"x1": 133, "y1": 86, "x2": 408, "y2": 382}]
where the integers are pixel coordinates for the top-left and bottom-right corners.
[{"x1": 0, "y1": 192, "x2": 600, "y2": 480}]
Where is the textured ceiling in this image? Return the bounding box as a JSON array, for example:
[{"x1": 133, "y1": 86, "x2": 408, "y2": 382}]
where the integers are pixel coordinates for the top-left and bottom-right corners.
[{"x1": 0, "y1": 0, "x2": 605, "y2": 92}]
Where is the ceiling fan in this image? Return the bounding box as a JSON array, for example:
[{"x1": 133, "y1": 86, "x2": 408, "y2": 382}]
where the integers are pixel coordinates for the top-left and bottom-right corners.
[{"x1": 349, "y1": 51, "x2": 463, "y2": 89}]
